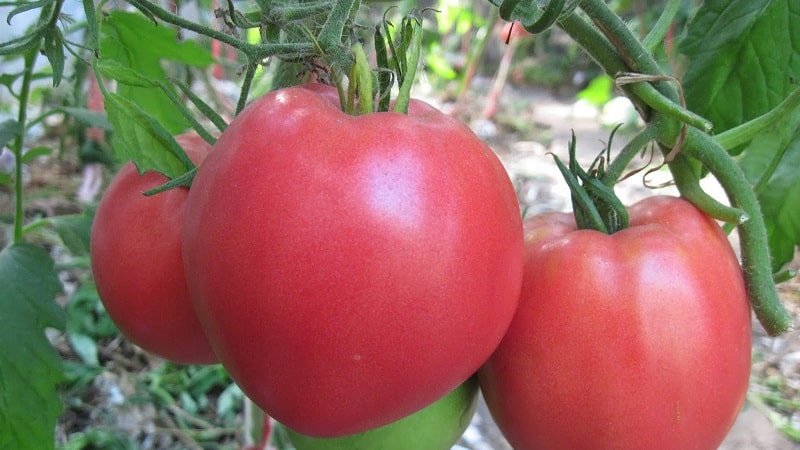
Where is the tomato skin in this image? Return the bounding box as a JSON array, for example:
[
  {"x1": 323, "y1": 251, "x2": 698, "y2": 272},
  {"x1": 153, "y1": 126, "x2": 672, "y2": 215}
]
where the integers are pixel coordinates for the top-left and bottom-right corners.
[
  {"x1": 90, "y1": 134, "x2": 217, "y2": 365},
  {"x1": 479, "y1": 195, "x2": 751, "y2": 450},
  {"x1": 182, "y1": 84, "x2": 524, "y2": 437}
]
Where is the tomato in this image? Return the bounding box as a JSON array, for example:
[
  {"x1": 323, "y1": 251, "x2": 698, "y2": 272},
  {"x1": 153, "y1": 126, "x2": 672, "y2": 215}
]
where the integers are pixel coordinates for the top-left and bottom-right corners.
[
  {"x1": 284, "y1": 376, "x2": 478, "y2": 450},
  {"x1": 479, "y1": 195, "x2": 752, "y2": 450},
  {"x1": 90, "y1": 133, "x2": 217, "y2": 365},
  {"x1": 182, "y1": 84, "x2": 523, "y2": 437}
]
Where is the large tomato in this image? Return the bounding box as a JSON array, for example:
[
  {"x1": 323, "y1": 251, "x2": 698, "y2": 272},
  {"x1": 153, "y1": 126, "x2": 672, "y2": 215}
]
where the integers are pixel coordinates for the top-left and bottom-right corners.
[
  {"x1": 479, "y1": 195, "x2": 752, "y2": 450},
  {"x1": 90, "y1": 133, "x2": 216, "y2": 365},
  {"x1": 182, "y1": 84, "x2": 523, "y2": 437}
]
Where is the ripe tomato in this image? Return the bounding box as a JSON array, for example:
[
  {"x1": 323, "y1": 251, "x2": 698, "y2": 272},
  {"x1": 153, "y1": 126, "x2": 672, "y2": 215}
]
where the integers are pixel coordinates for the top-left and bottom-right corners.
[
  {"x1": 90, "y1": 133, "x2": 217, "y2": 365},
  {"x1": 182, "y1": 84, "x2": 523, "y2": 437},
  {"x1": 479, "y1": 195, "x2": 752, "y2": 450}
]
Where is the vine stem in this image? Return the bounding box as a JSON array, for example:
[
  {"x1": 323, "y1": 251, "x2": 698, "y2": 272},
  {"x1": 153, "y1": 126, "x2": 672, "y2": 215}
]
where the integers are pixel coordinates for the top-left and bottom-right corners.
[
  {"x1": 558, "y1": 1, "x2": 791, "y2": 335},
  {"x1": 601, "y1": 118, "x2": 661, "y2": 185},
  {"x1": 681, "y1": 127, "x2": 792, "y2": 335},
  {"x1": 715, "y1": 86, "x2": 800, "y2": 150},
  {"x1": 641, "y1": 0, "x2": 681, "y2": 52}
]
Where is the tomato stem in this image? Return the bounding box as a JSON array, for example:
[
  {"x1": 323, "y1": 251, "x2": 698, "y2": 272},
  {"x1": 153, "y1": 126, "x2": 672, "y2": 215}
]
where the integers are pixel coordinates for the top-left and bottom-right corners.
[
  {"x1": 667, "y1": 153, "x2": 748, "y2": 225},
  {"x1": 641, "y1": 0, "x2": 681, "y2": 52},
  {"x1": 601, "y1": 119, "x2": 660, "y2": 185},
  {"x1": 616, "y1": 74, "x2": 713, "y2": 132},
  {"x1": 714, "y1": 86, "x2": 800, "y2": 151},
  {"x1": 681, "y1": 127, "x2": 792, "y2": 336}
]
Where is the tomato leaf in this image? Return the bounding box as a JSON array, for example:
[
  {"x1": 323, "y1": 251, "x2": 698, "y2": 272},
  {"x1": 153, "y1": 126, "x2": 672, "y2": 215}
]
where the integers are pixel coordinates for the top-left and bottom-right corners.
[
  {"x1": 100, "y1": 10, "x2": 213, "y2": 134},
  {"x1": 681, "y1": 0, "x2": 800, "y2": 133},
  {"x1": 681, "y1": 0, "x2": 800, "y2": 273},
  {"x1": 104, "y1": 92, "x2": 194, "y2": 178},
  {"x1": 43, "y1": 25, "x2": 65, "y2": 87},
  {"x1": 60, "y1": 106, "x2": 111, "y2": 130},
  {"x1": 96, "y1": 59, "x2": 159, "y2": 88},
  {"x1": 5, "y1": 0, "x2": 53, "y2": 25},
  {"x1": 0, "y1": 244, "x2": 65, "y2": 450}
]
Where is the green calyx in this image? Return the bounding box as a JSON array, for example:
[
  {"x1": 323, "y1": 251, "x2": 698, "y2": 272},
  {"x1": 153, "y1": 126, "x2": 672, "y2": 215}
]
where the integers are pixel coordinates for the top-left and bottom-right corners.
[
  {"x1": 552, "y1": 129, "x2": 629, "y2": 235},
  {"x1": 342, "y1": 10, "x2": 424, "y2": 116}
]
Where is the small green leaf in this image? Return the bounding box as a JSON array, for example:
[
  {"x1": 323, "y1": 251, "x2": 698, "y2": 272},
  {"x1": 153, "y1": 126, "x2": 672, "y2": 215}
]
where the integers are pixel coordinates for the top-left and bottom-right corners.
[
  {"x1": 81, "y1": 0, "x2": 100, "y2": 54},
  {"x1": 61, "y1": 107, "x2": 111, "y2": 130},
  {"x1": 0, "y1": 119, "x2": 20, "y2": 147},
  {"x1": 51, "y1": 210, "x2": 93, "y2": 256},
  {"x1": 101, "y1": 11, "x2": 214, "y2": 134},
  {"x1": 0, "y1": 244, "x2": 65, "y2": 450},
  {"x1": 43, "y1": 26, "x2": 65, "y2": 87},
  {"x1": 96, "y1": 59, "x2": 159, "y2": 88},
  {"x1": 6, "y1": 0, "x2": 53, "y2": 25},
  {"x1": 20, "y1": 146, "x2": 52, "y2": 164},
  {"x1": 104, "y1": 92, "x2": 194, "y2": 178},
  {"x1": 68, "y1": 333, "x2": 99, "y2": 366}
]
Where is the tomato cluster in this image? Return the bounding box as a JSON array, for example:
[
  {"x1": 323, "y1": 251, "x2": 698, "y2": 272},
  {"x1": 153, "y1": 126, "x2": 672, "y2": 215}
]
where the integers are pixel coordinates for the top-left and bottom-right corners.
[{"x1": 91, "y1": 84, "x2": 752, "y2": 449}]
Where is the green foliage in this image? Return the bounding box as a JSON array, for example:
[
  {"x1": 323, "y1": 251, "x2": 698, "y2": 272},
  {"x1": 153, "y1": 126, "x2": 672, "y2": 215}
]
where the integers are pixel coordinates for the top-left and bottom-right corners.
[
  {"x1": 681, "y1": 0, "x2": 800, "y2": 272},
  {"x1": 103, "y1": 91, "x2": 196, "y2": 178},
  {"x1": 99, "y1": 10, "x2": 213, "y2": 134},
  {"x1": 0, "y1": 244, "x2": 65, "y2": 450}
]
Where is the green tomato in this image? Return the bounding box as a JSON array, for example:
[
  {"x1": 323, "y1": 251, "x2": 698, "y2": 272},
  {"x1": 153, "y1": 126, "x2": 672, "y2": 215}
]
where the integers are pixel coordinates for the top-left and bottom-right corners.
[{"x1": 284, "y1": 377, "x2": 478, "y2": 450}]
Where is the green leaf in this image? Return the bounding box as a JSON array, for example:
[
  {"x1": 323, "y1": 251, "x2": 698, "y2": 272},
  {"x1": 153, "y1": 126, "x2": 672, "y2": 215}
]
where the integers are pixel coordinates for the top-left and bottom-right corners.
[
  {"x1": 739, "y1": 106, "x2": 800, "y2": 272},
  {"x1": 0, "y1": 119, "x2": 20, "y2": 147},
  {"x1": 100, "y1": 11, "x2": 213, "y2": 134},
  {"x1": 43, "y1": 25, "x2": 65, "y2": 87},
  {"x1": 51, "y1": 210, "x2": 93, "y2": 256},
  {"x1": 60, "y1": 107, "x2": 111, "y2": 130},
  {"x1": 681, "y1": 0, "x2": 800, "y2": 133},
  {"x1": 96, "y1": 59, "x2": 159, "y2": 88},
  {"x1": 0, "y1": 244, "x2": 65, "y2": 450},
  {"x1": 20, "y1": 146, "x2": 52, "y2": 164},
  {"x1": 5, "y1": 0, "x2": 53, "y2": 25},
  {"x1": 104, "y1": 92, "x2": 193, "y2": 178},
  {"x1": 68, "y1": 333, "x2": 99, "y2": 366},
  {"x1": 681, "y1": 0, "x2": 800, "y2": 273},
  {"x1": 81, "y1": 0, "x2": 99, "y2": 54}
]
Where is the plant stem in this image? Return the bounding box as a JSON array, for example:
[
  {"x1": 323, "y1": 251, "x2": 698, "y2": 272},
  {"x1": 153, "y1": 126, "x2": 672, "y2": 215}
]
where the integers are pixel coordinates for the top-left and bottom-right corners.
[
  {"x1": 641, "y1": 0, "x2": 681, "y2": 52},
  {"x1": 715, "y1": 86, "x2": 800, "y2": 150},
  {"x1": 316, "y1": 0, "x2": 359, "y2": 70},
  {"x1": 601, "y1": 119, "x2": 660, "y2": 185},
  {"x1": 668, "y1": 153, "x2": 748, "y2": 224},
  {"x1": 618, "y1": 75, "x2": 712, "y2": 132},
  {"x1": 11, "y1": 48, "x2": 38, "y2": 244},
  {"x1": 681, "y1": 127, "x2": 792, "y2": 336},
  {"x1": 579, "y1": 0, "x2": 663, "y2": 79},
  {"x1": 577, "y1": 0, "x2": 681, "y2": 106},
  {"x1": 556, "y1": 12, "x2": 650, "y2": 117}
]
